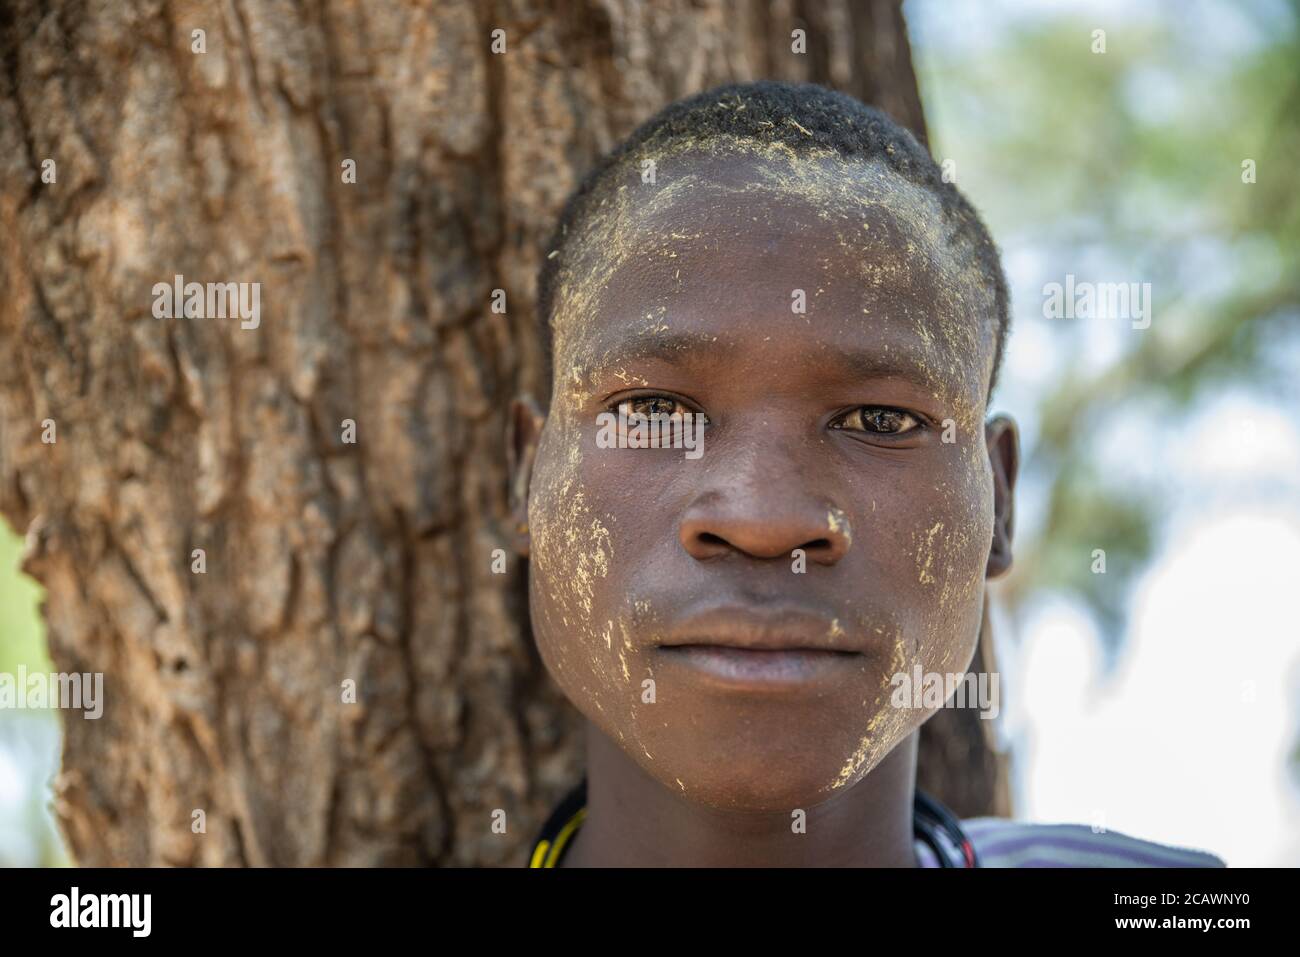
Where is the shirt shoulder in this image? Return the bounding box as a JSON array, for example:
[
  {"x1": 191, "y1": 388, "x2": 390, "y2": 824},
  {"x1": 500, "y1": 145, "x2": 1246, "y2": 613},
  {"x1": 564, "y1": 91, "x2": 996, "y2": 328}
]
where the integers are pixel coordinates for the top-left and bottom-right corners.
[{"x1": 960, "y1": 817, "x2": 1227, "y2": 868}]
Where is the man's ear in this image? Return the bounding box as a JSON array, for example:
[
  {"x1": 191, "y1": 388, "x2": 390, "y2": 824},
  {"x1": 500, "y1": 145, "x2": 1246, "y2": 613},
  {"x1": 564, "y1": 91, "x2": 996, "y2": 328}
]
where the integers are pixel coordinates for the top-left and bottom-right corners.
[
  {"x1": 507, "y1": 394, "x2": 546, "y2": 558},
  {"x1": 984, "y1": 413, "x2": 1019, "y2": 579}
]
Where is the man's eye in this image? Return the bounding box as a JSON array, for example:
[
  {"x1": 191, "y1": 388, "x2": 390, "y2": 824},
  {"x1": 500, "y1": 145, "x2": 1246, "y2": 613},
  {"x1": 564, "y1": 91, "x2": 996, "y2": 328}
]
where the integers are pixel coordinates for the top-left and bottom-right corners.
[
  {"x1": 620, "y1": 396, "x2": 686, "y2": 418},
  {"x1": 613, "y1": 396, "x2": 710, "y2": 423},
  {"x1": 604, "y1": 395, "x2": 709, "y2": 449},
  {"x1": 832, "y1": 406, "x2": 922, "y2": 435}
]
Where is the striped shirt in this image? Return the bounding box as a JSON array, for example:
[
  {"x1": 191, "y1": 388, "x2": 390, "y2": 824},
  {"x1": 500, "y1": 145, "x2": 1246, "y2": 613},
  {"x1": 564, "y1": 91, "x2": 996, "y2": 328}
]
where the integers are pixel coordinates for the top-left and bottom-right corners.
[{"x1": 918, "y1": 816, "x2": 1227, "y2": 868}]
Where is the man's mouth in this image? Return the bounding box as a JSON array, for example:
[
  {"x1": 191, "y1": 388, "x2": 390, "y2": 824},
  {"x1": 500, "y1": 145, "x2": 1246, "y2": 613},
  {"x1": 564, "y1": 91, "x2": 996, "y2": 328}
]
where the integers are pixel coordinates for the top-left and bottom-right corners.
[
  {"x1": 656, "y1": 603, "x2": 863, "y2": 652},
  {"x1": 653, "y1": 604, "x2": 866, "y2": 689},
  {"x1": 656, "y1": 644, "x2": 861, "y2": 687}
]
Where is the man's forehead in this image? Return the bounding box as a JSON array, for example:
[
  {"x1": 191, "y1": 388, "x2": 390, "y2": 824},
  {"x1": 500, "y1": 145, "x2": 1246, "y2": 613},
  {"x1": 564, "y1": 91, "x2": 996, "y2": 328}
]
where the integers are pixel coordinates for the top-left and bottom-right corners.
[
  {"x1": 629, "y1": 148, "x2": 945, "y2": 233},
  {"x1": 558, "y1": 163, "x2": 944, "y2": 313},
  {"x1": 565, "y1": 147, "x2": 953, "y2": 267},
  {"x1": 549, "y1": 146, "x2": 995, "y2": 396}
]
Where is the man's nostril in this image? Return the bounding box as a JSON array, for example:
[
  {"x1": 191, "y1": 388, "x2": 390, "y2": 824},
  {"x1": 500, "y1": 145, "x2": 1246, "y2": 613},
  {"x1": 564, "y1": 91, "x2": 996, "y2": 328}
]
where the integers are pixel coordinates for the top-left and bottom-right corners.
[{"x1": 680, "y1": 514, "x2": 851, "y2": 564}]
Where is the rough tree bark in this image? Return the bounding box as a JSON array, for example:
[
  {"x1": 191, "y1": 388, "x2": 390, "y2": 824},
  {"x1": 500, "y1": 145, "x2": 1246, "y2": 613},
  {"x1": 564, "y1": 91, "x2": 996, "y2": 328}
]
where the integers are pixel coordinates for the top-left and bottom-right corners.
[{"x1": 0, "y1": 0, "x2": 1008, "y2": 866}]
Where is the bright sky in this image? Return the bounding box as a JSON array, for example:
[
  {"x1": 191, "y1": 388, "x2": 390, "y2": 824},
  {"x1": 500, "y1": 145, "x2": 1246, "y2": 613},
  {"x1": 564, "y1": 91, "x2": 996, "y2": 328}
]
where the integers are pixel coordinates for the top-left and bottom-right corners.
[{"x1": 999, "y1": 504, "x2": 1300, "y2": 867}]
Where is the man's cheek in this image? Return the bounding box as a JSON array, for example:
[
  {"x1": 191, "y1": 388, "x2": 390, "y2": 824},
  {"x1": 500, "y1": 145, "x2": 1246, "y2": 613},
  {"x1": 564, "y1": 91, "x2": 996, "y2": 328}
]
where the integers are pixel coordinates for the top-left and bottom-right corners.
[
  {"x1": 527, "y1": 423, "x2": 618, "y2": 677},
  {"x1": 905, "y1": 468, "x2": 993, "y2": 677}
]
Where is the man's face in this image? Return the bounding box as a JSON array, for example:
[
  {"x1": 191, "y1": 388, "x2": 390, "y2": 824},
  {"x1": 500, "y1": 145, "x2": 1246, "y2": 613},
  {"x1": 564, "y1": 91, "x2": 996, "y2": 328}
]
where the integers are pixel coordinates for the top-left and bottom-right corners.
[{"x1": 517, "y1": 147, "x2": 1015, "y2": 812}]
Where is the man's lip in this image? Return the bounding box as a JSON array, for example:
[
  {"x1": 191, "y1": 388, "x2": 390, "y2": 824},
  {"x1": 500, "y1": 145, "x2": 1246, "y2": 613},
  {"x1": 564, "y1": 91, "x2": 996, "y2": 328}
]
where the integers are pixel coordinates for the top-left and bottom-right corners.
[
  {"x1": 653, "y1": 645, "x2": 859, "y2": 689},
  {"x1": 656, "y1": 605, "x2": 862, "y2": 654}
]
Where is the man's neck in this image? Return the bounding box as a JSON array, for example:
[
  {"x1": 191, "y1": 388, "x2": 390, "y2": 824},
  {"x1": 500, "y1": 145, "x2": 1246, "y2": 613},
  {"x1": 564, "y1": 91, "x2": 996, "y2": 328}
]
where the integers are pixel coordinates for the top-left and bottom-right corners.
[{"x1": 560, "y1": 720, "x2": 921, "y2": 867}]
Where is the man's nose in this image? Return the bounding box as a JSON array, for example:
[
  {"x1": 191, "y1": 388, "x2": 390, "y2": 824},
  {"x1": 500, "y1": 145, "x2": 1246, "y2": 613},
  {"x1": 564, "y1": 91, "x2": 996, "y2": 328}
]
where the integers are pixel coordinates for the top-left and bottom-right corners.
[{"x1": 677, "y1": 443, "x2": 852, "y2": 565}]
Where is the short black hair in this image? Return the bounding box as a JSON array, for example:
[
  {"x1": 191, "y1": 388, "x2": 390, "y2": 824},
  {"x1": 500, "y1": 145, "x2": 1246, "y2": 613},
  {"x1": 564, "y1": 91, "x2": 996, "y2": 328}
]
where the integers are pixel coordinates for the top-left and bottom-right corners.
[{"x1": 535, "y1": 79, "x2": 1011, "y2": 400}]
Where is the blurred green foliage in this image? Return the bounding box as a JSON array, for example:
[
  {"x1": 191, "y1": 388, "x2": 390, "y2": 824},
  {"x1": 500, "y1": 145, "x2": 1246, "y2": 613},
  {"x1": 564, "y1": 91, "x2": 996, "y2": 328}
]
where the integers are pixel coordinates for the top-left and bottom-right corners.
[
  {"x1": 0, "y1": 518, "x2": 48, "y2": 678},
  {"x1": 914, "y1": 0, "x2": 1300, "y2": 647}
]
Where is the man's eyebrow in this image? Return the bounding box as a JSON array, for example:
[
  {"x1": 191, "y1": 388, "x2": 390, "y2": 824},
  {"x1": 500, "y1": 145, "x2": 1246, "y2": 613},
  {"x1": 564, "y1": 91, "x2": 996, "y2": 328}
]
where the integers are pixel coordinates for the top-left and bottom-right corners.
[
  {"x1": 582, "y1": 328, "x2": 723, "y2": 382},
  {"x1": 592, "y1": 329, "x2": 723, "y2": 368},
  {"x1": 825, "y1": 346, "x2": 940, "y2": 393},
  {"x1": 581, "y1": 328, "x2": 941, "y2": 392}
]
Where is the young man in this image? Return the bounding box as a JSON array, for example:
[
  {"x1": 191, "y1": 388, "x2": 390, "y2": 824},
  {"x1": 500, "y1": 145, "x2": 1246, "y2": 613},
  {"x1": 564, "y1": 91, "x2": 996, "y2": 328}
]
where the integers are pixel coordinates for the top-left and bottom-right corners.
[{"x1": 508, "y1": 80, "x2": 1224, "y2": 868}]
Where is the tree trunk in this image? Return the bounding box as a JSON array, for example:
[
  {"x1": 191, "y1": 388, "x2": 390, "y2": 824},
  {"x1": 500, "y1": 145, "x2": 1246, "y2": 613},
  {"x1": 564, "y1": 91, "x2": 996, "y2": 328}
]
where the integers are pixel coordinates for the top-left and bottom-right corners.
[{"x1": 0, "y1": 0, "x2": 1007, "y2": 866}]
